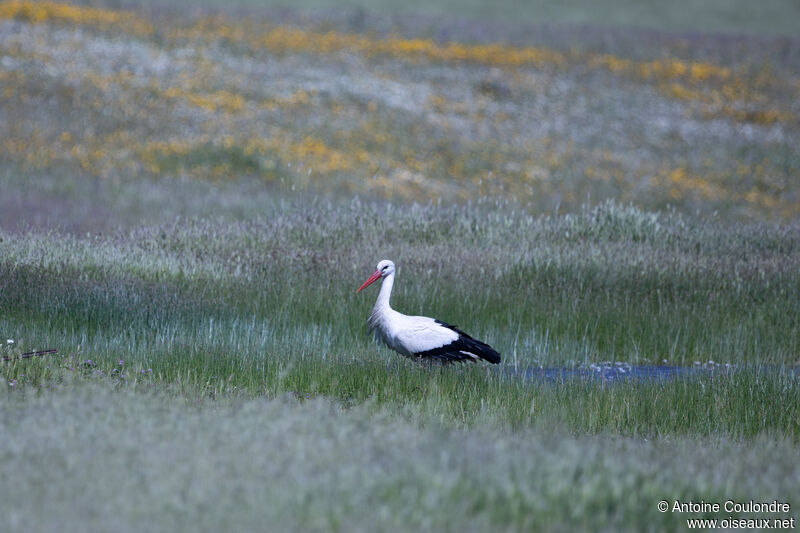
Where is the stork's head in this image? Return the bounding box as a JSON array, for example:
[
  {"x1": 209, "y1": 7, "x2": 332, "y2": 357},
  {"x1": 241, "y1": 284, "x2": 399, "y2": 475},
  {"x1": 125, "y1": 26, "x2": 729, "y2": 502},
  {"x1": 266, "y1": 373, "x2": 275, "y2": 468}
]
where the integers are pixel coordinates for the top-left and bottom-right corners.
[{"x1": 356, "y1": 259, "x2": 394, "y2": 292}]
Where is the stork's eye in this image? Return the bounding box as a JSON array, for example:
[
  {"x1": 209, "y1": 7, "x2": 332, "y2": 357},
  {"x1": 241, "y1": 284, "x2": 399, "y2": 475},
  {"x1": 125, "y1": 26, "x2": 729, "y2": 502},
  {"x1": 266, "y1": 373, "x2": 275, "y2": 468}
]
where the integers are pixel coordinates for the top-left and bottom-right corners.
[{"x1": 381, "y1": 266, "x2": 388, "y2": 271}]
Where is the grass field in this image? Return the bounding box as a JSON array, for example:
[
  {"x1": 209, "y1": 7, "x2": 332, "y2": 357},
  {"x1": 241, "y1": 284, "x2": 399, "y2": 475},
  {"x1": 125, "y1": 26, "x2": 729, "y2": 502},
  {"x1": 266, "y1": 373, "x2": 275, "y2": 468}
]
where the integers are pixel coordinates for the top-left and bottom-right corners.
[
  {"x1": 1, "y1": 1, "x2": 799, "y2": 531},
  {"x1": 2, "y1": 382, "x2": 799, "y2": 532}
]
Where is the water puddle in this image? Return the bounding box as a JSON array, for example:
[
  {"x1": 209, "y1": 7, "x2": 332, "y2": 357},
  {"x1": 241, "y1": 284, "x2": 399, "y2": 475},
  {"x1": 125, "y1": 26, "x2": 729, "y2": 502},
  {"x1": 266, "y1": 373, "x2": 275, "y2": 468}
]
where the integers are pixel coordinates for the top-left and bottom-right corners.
[{"x1": 513, "y1": 361, "x2": 750, "y2": 383}]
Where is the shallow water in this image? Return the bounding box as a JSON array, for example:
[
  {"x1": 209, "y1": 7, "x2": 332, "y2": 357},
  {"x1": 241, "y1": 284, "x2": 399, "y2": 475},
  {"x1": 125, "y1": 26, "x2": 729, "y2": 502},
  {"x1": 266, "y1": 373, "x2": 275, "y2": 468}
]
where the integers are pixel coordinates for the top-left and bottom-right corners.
[{"x1": 514, "y1": 361, "x2": 743, "y2": 382}]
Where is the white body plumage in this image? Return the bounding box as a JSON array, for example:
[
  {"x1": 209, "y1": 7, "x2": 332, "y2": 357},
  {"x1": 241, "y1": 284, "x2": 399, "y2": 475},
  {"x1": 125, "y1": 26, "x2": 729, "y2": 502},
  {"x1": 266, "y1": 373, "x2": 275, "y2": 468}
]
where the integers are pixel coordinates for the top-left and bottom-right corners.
[{"x1": 357, "y1": 260, "x2": 501, "y2": 364}]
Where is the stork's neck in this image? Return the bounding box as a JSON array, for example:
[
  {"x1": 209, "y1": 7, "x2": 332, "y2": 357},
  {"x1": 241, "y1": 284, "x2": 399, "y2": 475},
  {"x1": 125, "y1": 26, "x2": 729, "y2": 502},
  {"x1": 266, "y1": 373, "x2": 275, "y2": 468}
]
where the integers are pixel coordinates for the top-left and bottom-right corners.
[{"x1": 374, "y1": 271, "x2": 395, "y2": 311}]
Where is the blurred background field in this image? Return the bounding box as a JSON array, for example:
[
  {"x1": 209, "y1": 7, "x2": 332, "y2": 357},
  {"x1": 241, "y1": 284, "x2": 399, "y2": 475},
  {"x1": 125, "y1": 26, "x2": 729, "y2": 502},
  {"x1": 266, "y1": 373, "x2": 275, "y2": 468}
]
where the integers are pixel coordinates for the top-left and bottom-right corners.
[
  {"x1": 1, "y1": 1, "x2": 799, "y2": 531},
  {"x1": 1, "y1": 0, "x2": 799, "y2": 228},
  {"x1": 95, "y1": 0, "x2": 800, "y2": 36}
]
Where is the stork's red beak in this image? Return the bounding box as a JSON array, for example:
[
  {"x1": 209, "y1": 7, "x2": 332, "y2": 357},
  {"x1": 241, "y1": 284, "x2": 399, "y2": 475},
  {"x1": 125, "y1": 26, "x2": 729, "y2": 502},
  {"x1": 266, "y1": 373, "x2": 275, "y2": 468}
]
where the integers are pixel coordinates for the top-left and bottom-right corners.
[{"x1": 356, "y1": 270, "x2": 382, "y2": 292}]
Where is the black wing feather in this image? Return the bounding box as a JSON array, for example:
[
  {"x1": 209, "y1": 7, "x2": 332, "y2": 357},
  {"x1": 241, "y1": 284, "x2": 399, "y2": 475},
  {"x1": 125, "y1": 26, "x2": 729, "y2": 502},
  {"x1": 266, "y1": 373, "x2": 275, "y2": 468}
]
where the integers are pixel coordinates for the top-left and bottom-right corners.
[{"x1": 412, "y1": 320, "x2": 501, "y2": 364}]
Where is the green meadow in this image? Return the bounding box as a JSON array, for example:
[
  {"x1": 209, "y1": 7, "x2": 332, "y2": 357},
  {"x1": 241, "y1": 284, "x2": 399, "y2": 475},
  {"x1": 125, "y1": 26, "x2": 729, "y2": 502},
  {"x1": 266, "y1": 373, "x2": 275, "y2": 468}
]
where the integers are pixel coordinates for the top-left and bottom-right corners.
[
  {"x1": 1, "y1": 0, "x2": 799, "y2": 531},
  {"x1": 3, "y1": 171, "x2": 799, "y2": 530}
]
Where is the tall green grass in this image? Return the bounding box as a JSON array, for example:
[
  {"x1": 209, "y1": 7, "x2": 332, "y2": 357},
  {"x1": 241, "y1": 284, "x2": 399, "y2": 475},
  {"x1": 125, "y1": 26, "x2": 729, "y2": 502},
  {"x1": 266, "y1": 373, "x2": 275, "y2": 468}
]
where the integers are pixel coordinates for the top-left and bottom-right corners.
[
  {"x1": 2, "y1": 199, "x2": 798, "y2": 438},
  {"x1": 2, "y1": 382, "x2": 798, "y2": 532},
  {"x1": 2, "y1": 199, "x2": 798, "y2": 366}
]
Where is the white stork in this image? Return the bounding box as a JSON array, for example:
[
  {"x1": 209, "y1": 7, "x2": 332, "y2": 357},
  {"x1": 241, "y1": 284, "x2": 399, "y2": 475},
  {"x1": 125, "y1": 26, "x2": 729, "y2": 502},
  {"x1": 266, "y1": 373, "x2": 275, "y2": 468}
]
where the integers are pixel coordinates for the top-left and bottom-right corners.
[{"x1": 356, "y1": 260, "x2": 501, "y2": 364}]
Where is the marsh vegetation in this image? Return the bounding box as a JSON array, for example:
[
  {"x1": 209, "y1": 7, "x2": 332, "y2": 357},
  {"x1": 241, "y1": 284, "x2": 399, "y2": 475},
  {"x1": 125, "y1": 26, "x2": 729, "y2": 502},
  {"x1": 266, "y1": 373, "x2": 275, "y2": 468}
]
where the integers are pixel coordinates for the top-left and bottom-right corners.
[{"x1": 1, "y1": 1, "x2": 798, "y2": 531}]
